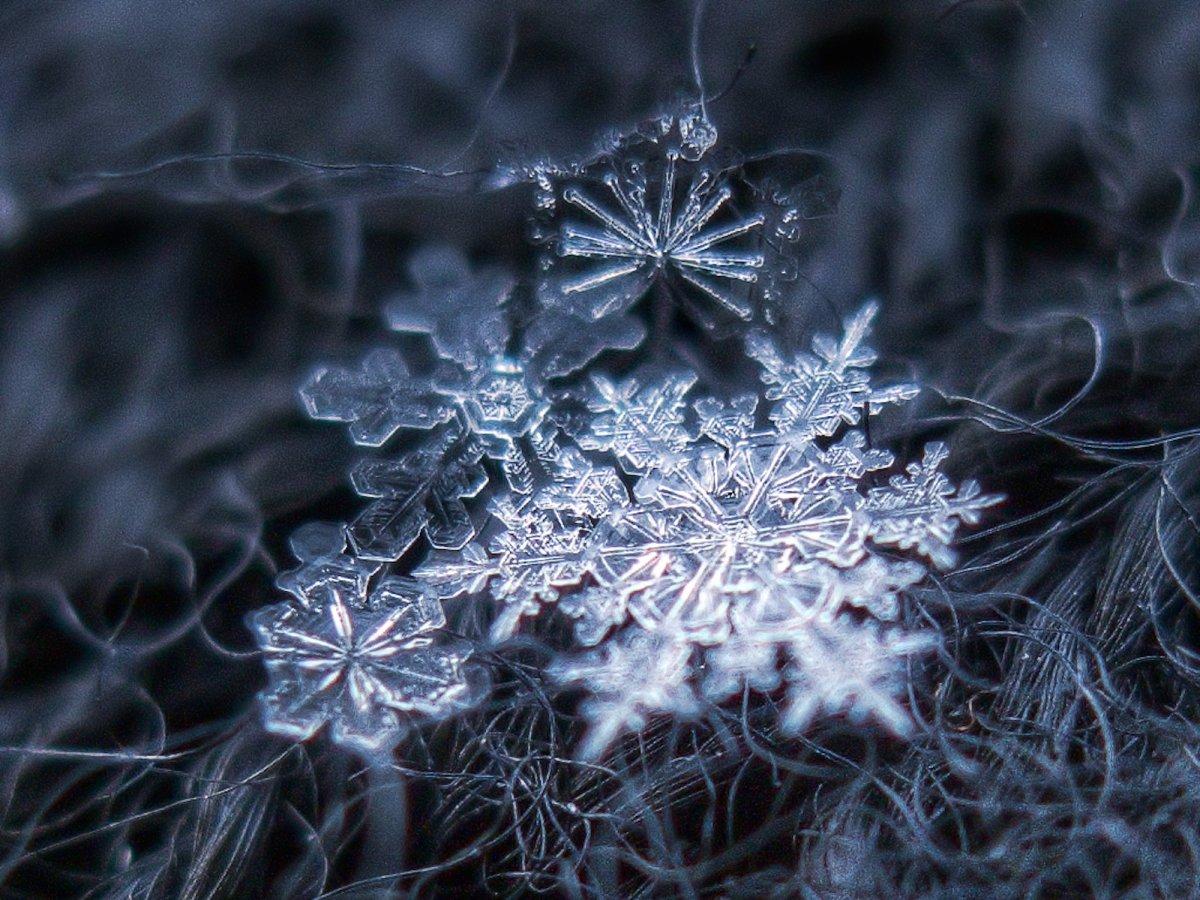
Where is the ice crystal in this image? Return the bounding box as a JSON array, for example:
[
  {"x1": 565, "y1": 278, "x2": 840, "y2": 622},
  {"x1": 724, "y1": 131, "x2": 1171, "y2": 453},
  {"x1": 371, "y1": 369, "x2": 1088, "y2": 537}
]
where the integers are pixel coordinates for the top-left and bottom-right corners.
[
  {"x1": 745, "y1": 301, "x2": 920, "y2": 442},
  {"x1": 538, "y1": 116, "x2": 766, "y2": 331},
  {"x1": 418, "y1": 303, "x2": 1000, "y2": 756},
  {"x1": 251, "y1": 526, "x2": 471, "y2": 753},
  {"x1": 779, "y1": 618, "x2": 936, "y2": 736},
  {"x1": 301, "y1": 246, "x2": 637, "y2": 561},
  {"x1": 265, "y1": 117, "x2": 999, "y2": 762}
]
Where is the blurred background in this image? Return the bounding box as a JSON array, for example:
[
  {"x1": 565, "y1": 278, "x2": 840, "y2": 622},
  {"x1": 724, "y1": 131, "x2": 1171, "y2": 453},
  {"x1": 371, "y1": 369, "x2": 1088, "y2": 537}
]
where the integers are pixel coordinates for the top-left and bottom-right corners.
[{"x1": 4, "y1": 1, "x2": 1200, "y2": 895}]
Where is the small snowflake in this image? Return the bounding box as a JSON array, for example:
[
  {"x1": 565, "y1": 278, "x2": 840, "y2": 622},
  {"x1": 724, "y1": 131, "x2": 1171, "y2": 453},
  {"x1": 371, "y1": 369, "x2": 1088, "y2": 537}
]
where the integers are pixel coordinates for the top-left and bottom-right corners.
[
  {"x1": 549, "y1": 628, "x2": 700, "y2": 761},
  {"x1": 539, "y1": 115, "x2": 766, "y2": 330},
  {"x1": 781, "y1": 619, "x2": 936, "y2": 736},
  {"x1": 250, "y1": 565, "x2": 471, "y2": 754}
]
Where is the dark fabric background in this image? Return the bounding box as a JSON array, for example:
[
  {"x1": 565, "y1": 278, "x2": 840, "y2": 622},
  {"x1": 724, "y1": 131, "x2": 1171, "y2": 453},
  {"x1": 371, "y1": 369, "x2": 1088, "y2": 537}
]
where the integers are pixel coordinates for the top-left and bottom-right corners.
[{"x1": 3, "y1": 1, "x2": 1200, "y2": 896}]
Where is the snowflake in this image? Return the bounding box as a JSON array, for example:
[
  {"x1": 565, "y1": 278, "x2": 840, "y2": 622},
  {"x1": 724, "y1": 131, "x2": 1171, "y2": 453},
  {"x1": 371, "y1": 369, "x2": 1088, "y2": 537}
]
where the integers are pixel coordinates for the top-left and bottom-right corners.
[
  {"x1": 304, "y1": 243, "x2": 636, "y2": 444},
  {"x1": 301, "y1": 246, "x2": 638, "y2": 562},
  {"x1": 418, "y1": 303, "x2": 1000, "y2": 756},
  {"x1": 250, "y1": 526, "x2": 472, "y2": 754},
  {"x1": 778, "y1": 618, "x2": 936, "y2": 736},
  {"x1": 538, "y1": 115, "x2": 766, "y2": 331}
]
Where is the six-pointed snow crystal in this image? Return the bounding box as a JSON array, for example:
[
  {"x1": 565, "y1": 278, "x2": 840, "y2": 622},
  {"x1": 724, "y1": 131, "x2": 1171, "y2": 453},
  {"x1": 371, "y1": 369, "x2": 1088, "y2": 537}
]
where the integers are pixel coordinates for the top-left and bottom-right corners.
[
  {"x1": 539, "y1": 119, "x2": 765, "y2": 330},
  {"x1": 251, "y1": 116, "x2": 1000, "y2": 759},
  {"x1": 299, "y1": 247, "x2": 640, "y2": 561},
  {"x1": 250, "y1": 525, "x2": 472, "y2": 753}
]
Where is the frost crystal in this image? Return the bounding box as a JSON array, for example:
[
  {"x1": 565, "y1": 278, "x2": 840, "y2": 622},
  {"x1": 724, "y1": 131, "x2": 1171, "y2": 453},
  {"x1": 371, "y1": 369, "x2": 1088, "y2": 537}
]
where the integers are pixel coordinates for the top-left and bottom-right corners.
[
  {"x1": 250, "y1": 525, "x2": 471, "y2": 753},
  {"x1": 539, "y1": 115, "x2": 766, "y2": 331},
  {"x1": 419, "y1": 303, "x2": 1000, "y2": 756}
]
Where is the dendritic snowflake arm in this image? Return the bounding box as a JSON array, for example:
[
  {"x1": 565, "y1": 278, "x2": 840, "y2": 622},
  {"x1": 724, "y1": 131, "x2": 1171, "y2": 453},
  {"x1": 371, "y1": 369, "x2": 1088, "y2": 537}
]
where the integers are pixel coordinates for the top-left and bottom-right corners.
[
  {"x1": 249, "y1": 576, "x2": 471, "y2": 753},
  {"x1": 550, "y1": 628, "x2": 700, "y2": 760},
  {"x1": 574, "y1": 370, "x2": 696, "y2": 473},
  {"x1": 781, "y1": 619, "x2": 937, "y2": 736},
  {"x1": 746, "y1": 302, "x2": 919, "y2": 442},
  {"x1": 347, "y1": 426, "x2": 487, "y2": 562},
  {"x1": 418, "y1": 496, "x2": 603, "y2": 642},
  {"x1": 692, "y1": 394, "x2": 757, "y2": 448},
  {"x1": 416, "y1": 443, "x2": 629, "y2": 641},
  {"x1": 384, "y1": 245, "x2": 512, "y2": 371},
  {"x1": 864, "y1": 442, "x2": 1002, "y2": 569},
  {"x1": 301, "y1": 348, "x2": 454, "y2": 447}
]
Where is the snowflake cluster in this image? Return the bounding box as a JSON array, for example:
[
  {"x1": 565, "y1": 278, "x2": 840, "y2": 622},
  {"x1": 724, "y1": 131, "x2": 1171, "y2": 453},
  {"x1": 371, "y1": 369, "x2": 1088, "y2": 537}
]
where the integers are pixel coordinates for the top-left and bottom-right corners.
[{"x1": 249, "y1": 111, "x2": 999, "y2": 758}]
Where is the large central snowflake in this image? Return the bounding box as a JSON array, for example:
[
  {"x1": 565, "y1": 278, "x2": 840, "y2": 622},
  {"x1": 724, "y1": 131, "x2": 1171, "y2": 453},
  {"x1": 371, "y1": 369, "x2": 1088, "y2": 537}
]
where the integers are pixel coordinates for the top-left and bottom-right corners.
[{"x1": 418, "y1": 303, "x2": 999, "y2": 755}]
